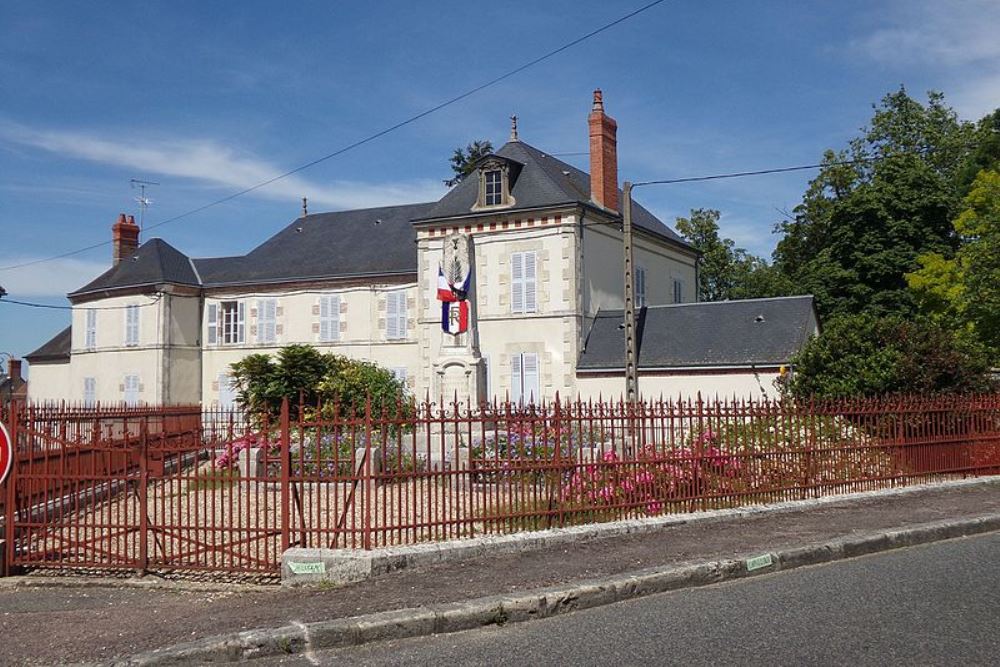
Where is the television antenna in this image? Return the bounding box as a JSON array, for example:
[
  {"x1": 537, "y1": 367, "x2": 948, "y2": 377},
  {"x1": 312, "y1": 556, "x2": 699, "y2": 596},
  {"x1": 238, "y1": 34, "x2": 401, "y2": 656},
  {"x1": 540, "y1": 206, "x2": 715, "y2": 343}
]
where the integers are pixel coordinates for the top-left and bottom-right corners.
[{"x1": 129, "y1": 178, "x2": 160, "y2": 231}]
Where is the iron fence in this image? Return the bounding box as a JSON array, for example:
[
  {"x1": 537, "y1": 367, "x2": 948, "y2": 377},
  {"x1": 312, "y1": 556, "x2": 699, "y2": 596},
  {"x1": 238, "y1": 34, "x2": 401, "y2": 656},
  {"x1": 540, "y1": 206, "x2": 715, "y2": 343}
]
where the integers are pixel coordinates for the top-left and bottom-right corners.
[{"x1": 3, "y1": 394, "x2": 1000, "y2": 576}]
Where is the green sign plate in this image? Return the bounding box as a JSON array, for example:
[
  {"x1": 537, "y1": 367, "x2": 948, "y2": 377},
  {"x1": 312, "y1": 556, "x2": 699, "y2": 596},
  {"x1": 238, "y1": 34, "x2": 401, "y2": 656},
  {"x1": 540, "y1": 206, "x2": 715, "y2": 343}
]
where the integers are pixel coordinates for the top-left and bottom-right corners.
[
  {"x1": 745, "y1": 554, "x2": 773, "y2": 572},
  {"x1": 288, "y1": 561, "x2": 326, "y2": 575}
]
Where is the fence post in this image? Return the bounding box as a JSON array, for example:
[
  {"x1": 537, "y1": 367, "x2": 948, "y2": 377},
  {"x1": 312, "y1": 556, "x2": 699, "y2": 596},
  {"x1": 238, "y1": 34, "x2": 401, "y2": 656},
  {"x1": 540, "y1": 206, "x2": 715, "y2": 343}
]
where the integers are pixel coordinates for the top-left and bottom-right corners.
[
  {"x1": 3, "y1": 403, "x2": 19, "y2": 576},
  {"x1": 363, "y1": 395, "x2": 372, "y2": 551},
  {"x1": 280, "y1": 398, "x2": 291, "y2": 554},
  {"x1": 137, "y1": 415, "x2": 149, "y2": 574}
]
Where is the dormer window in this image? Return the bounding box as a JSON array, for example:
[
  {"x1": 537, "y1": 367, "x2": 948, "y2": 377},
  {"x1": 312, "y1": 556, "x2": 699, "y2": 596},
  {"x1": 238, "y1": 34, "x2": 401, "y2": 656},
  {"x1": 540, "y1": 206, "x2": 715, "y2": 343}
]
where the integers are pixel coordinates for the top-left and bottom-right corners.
[
  {"x1": 484, "y1": 170, "x2": 503, "y2": 206},
  {"x1": 474, "y1": 157, "x2": 517, "y2": 210}
]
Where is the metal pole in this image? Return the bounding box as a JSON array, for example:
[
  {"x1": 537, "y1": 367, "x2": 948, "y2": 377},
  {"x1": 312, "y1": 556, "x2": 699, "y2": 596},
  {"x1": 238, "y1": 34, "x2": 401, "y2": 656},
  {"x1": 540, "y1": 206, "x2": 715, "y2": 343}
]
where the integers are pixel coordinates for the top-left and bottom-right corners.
[{"x1": 622, "y1": 181, "x2": 638, "y2": 403}]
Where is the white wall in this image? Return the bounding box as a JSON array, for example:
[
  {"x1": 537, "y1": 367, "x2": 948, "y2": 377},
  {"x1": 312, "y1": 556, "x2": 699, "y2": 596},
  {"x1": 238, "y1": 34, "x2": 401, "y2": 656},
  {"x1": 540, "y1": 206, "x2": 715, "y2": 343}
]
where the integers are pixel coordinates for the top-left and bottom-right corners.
[
  {"x1": 25, "y1": 362, "x2": 72, "y2": 403},
  {"x1": 576, "y1": 370, "x2": 786, "y2": 403}
]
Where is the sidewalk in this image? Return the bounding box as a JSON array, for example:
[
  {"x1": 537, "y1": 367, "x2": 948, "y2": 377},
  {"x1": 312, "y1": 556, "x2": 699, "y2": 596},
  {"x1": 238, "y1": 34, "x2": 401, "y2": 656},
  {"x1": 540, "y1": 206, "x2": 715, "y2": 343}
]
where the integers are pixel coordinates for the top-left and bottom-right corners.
[{"x1": 4, "y1": 480, "x2": 1000, "y2": 666}]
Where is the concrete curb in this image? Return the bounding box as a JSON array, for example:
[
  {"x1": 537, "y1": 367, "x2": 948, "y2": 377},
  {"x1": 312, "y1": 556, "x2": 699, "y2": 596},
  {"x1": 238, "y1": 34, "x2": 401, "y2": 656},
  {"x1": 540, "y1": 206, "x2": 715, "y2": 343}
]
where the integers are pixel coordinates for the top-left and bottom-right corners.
[
  {"x1": 119, "y1": 511, "x2": 1000, "y2": 665},
  {"x1": 281, "y1": 476, "x2": 1000, "y2": 586}
]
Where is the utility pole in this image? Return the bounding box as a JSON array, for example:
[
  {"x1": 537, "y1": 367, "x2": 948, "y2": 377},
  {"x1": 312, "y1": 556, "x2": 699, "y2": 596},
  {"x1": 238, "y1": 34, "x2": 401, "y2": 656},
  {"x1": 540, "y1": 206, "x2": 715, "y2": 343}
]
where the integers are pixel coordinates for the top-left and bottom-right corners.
[{"x1": 622, "y1": 181, "x2": 638, "y2": 403}]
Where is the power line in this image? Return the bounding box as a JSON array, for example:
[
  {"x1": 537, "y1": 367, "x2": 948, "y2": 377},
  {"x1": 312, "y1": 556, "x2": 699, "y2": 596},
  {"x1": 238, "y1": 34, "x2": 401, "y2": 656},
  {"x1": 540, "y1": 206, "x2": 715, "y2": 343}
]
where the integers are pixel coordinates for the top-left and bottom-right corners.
[
  {"x1": 0, "y1": 0, "x2": 668, "y2": 274},
  {"x1": 0, "y1": 296, "x2": 162, "y2": 311}
]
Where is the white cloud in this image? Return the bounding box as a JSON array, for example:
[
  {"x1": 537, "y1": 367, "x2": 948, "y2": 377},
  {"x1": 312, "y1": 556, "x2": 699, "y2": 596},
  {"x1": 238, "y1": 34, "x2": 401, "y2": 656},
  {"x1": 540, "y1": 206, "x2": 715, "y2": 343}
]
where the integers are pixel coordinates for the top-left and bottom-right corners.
[
  {"x1": 0, "y1": 257, "x2": 108, "y2": 297},
  {"x1": 850, "y1": 0, "x2": 1000, "y2": 119},
  {"x1": 0, "y1": 121, "x2": 447, "y2": 210},
  {"x1": 852, "y1": 0, "x2": 1000, "y2": 67}
]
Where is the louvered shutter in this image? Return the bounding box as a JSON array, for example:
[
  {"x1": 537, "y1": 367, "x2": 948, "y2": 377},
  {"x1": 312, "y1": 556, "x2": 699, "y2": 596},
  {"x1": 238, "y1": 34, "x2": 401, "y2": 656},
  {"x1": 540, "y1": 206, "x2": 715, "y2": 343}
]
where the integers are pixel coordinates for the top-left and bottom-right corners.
[
  {"x1": 523, "y1": 251, "x2": 537, "y2": 312},
  {"x1": 83, "y1": 377, "x2": 96, "y2": 406},
  {"x1": 207, "y1": 303, "x2": 218, "y2": 345},
  {"x1": 396, "y1": 292, "x2": 407, "y2": 338},
  {"x1": 319, "y1": 295, "x2": 340, "y2": 343},
  {"x1": 257, "y1": 299, "x2": 276, "y2": 344},
  {"x1": 386, "y1": 293, "x2": 398, "y2": 339},
  {"x1": 510, "y1": 354, "x2": 522, "y2": 404},
  {"x1": 522, "y1": 353, "x2": 539, "y2": 404},
  {"x1": 237, "y1": 301, "x2": 246, "y2": 343},
  {"x1": 85, "y1": 309, "x2": 97, "y2": 349},
  {"x1": 511, "y1": 252, "x2": 524, "y2": 313}
]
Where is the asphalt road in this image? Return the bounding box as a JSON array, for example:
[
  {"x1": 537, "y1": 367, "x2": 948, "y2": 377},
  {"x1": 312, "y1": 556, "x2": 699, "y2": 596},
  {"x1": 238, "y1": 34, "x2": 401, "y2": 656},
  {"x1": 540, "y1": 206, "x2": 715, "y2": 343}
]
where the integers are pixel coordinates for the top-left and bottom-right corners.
[{"x1": 262, "y1": 532, "x2": 1000, "y2": 666}]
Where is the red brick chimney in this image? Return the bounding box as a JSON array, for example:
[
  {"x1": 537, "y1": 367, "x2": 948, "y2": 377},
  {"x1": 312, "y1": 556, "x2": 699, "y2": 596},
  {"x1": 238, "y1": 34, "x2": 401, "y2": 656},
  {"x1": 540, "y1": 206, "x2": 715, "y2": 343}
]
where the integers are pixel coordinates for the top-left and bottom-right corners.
[
  {"x1": 112, "y1": 213, "x2": 140, "y2": 266},
  {"x1": 588, "y1": 89, "x2": 618, "y2": 212},
  {"x1": 8, "y1": 358, "x2": 22, "y2": 382}
]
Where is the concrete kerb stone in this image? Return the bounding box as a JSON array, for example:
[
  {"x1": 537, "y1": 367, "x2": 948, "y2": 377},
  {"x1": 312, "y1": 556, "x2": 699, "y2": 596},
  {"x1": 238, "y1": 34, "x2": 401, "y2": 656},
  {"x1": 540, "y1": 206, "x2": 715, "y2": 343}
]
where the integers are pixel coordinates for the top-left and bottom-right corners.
[
  {"x1": 281, "y1": 476, "x2": 1000, "y2": 586},
  {"x1": 124, "y1": 511, "x2": 1000, "y2": 666}
]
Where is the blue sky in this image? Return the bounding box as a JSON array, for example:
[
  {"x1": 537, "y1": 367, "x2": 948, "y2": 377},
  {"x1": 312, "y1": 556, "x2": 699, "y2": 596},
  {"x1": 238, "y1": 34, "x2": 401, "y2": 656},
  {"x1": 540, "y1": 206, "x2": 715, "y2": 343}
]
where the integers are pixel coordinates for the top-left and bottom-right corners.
[{"x1": 1, "y1": 1, "x2": 998, "y2": 365}]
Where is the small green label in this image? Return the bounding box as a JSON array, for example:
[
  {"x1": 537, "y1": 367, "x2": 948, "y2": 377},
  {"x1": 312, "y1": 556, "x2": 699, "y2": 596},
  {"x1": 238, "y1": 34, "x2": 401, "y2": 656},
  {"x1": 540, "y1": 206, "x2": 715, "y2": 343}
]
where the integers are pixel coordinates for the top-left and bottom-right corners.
[
  {"x1": 745, "y1": 554, "x2": 773, "y2": 572},
  {"x1": 288, "y1": 561, "x2": 326, "y2": 575}
]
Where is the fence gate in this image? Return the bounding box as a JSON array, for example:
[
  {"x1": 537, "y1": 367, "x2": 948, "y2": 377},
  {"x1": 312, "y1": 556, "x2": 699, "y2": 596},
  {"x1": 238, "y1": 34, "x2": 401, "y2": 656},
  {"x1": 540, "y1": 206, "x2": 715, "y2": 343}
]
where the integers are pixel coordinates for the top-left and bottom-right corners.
[{"x1": 3, "y1": 405, "x2": 285, "y2": 576}]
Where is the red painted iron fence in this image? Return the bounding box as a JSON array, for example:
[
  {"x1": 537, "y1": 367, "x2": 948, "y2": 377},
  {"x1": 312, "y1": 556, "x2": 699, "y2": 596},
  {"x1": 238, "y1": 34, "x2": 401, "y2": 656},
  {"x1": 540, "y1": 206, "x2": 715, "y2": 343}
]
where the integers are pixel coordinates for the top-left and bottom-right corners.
[{"x1": 3, "y1": 394, "x2": 1000, "y2": 577}]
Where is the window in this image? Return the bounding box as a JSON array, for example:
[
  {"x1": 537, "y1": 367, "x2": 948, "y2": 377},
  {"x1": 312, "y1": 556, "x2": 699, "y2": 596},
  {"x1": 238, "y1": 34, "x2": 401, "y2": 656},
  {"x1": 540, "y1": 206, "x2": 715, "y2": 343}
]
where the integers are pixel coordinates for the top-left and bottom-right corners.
[
  {"x1": 510, "y1": 352, "x2": 539, "y2": 405},
  {"x1": 256, "y1": 298, "x2": 277, "y2": 344},
  {"x1": 386, "y1": 291, "x2": 407, "y2": 340},
  {"x1": 635, "y1": 266, "x2": 647, "y2": 308},
  {"x1": 510, "y1": 251, "x2": 537, "y2": 313},
  {"x1": 673, "y1": 279, "x2": 684, "y2": 304},
  {"x1": 217, "y1": 301, "x2": 245, "y2": 345},
  {"x1": 124, "y1": 305, "x2": 140, "y2": 346},
  {"x1": 319, "y1": 295, "x2": 340, "y2": 342},
  {"x1": 207, "y1": 303, "x2": 218, "y2": 345},
  {"x1": 218, "y1": 373, "x2": 236, "y2": 409},
  {"x1": 391, "y1": 367, "x2": 407, "y2": 385},
  {"x1": 123, "y1": 374, "x2": 140, "y2": 406},
  {"x1": 85, "y1": 309, "x2": 97, "y2": 350},
  {"x1": 83, "y1": 377, "x2": 96, "y2": 407},
  {"x1": 484, "y1": 169, "x2": 503, "y2": 206}
]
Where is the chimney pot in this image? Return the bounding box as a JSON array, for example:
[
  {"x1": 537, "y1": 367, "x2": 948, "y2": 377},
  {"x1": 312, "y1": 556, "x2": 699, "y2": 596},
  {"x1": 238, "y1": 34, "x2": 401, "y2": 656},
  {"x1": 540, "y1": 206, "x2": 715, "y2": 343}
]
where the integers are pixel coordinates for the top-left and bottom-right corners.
[
  {"x1": 588, "y1": 89, "x2": 618, "y2": 211},
  {"x1": 112, "y1": 211, "x2": 140, "y2": 266}
]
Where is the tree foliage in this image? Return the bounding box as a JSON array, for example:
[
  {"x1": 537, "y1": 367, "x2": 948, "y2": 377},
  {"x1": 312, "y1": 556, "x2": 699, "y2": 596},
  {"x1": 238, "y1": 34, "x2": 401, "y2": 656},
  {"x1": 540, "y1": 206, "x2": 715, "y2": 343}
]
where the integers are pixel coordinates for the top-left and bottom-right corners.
[
  {"x1": 445, "y1": 139, "x2": 494, "y2": 187},
  {"x1": 229, "y1": 344, "x2": 409, "y2": 419},
  {"x1": 771, "y1": 88, "x2": 998, "y2": 320},
  {"x1": 908, "y1": 169, "x2": 1000, "y2": 362},
  {"x1": 675, "y1": 208, "x2": 793, "y2": 301},
  {"x1": 786, "y1": 314, "x2": 994, "y2": 400}
]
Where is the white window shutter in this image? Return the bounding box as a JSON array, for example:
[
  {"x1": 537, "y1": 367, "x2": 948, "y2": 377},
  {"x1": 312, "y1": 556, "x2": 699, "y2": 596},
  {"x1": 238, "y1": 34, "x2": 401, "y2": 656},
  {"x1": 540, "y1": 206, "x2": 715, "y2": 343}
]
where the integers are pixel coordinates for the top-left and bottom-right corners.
[
  {"x1": 522, "y1": 353, "x2": 539, "y2": 404},
  {"x1": 207, "y1": 303, "x2": 218, "y2": 345},
  {"x1": 83, "y1": 377, "x2": 96, "y2": 406},
  {"x1": 257, "y1": 299, "x2": 276, "y2": 344},
  {"x1": 386, "y1": 293, "x2": 397, "y2": 339},
  {"x1": 397, "y1": 292, "x2": 407, "y2": 338},
  {"x1": 511, "y1": 252, "x2": 524, "y2": 313},
  {"x1": 319, "y1": 296, "x2": 331, "y2": 341},
  {"x1": 237, "y1": 301, "x2": 246, "y2": 343},
  {"x1": 524, "y1": 251, "x2": 537, "y2": 312},
  {"x1": 510, "y1": 354, "x2": 522, "y2": 404},
  {"x1": 85, "y1": 310, "x2": 97, "y2": 349}
]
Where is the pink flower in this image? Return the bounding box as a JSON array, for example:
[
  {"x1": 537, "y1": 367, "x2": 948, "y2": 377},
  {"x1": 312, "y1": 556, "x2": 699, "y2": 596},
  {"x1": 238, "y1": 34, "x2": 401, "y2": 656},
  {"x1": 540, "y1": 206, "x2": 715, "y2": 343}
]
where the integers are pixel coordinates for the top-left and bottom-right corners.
[
  {"x1": 602, "y1": 450, "x2": 618, "y2": 463},
  {"x1": 645, "y1": 501, "x2": 663, "y2": 515}
]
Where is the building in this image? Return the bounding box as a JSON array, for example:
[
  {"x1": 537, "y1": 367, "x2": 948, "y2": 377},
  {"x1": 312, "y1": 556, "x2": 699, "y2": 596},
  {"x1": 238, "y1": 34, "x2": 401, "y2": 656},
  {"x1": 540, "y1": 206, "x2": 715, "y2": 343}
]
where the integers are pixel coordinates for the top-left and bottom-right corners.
[
  {"x1": 25, "y1": 91, "x2": 818, "y2": 407},
  {"x1": 1, "y1": 357, "x2": 28, "y2": 409}
]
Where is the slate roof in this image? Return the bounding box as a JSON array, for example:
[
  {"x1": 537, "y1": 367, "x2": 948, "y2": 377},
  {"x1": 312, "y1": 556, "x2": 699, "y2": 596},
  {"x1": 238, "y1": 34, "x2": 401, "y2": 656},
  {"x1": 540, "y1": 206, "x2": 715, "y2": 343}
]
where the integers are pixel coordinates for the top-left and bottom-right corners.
[
  {"x1": 417, "y1": 140, "x2": 690, "y2": 247},
  {"x1": 70, "y1": 238, "x2": 199, "y2": 297},
  {"x1": 25, "y1": 326, "x2": 72, "y2": 363},
  {"x1": 193, "y1": 202, "x2": 436, "y2": 286},
  {"x1": 65, "y1": 140, "x2": 690, "y2": 298},
  {"x1": 578, "y1": 296, "x2": 818, "y2": 370}
]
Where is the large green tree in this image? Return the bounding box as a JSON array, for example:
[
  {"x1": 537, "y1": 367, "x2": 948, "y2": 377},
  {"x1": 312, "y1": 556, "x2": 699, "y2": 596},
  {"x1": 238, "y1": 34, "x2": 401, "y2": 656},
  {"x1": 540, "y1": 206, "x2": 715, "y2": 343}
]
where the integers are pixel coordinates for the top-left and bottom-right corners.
[
  {"x1": 675, "y1": 208, "x2": 792, "y2": 301},
  {"x1": 908, "y1": 169, "x2": 1000, "y2": 362},
  {"x1": 445, "y1": 139, "x2": 493, "y2": 187},
  {"x1": 772, "y1": 88, "x2": 996, "y2": 320}
]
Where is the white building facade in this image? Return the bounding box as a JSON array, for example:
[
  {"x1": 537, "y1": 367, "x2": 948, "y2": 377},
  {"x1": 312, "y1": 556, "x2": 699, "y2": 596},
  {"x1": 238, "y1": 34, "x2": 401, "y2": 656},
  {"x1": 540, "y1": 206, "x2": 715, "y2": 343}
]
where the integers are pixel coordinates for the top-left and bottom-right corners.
[{"x1": 26, "y1": 92, "x2": 816, "y2": 407}]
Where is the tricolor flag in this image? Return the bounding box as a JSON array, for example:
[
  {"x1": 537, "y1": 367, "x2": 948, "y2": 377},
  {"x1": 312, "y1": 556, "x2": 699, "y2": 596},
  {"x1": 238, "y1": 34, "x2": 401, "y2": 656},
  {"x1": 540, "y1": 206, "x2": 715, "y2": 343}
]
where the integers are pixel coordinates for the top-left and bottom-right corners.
[
  {"x1": 437, "y1": 266, "x2": 457, "y2": 302},
  {"x1": 437, "y1": 267, "x2": 471, "y2": 334},
  {"x1": 442, "y1": 300, "x2": 469, "y2": 334}
]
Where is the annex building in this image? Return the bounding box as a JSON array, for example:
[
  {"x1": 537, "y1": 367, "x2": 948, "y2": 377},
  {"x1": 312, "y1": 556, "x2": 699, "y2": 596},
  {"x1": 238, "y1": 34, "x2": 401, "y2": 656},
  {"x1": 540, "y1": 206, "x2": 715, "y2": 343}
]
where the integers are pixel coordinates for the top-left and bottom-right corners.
[{"x1": 26, "y1": 91, "x2": 819, "y2": 407}]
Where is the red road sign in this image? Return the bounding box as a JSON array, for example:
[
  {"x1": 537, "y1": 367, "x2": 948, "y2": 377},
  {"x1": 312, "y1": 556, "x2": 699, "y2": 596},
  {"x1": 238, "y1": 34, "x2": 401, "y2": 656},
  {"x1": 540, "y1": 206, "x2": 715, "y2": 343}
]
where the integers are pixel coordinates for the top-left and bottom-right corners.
[{"x1": 0, "y1": 422, "x2": 11, "y2": 486}]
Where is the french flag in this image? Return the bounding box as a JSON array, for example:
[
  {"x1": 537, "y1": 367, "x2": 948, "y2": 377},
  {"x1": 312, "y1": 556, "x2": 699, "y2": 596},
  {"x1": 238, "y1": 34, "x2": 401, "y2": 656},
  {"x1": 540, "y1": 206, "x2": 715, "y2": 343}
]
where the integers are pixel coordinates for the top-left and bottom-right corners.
[
  {"x1": 442, "y1": 300, "x2": 469, "y2": 334},
  {"x1": 437, "y1": 266, "x2": 457, "y2": 302}
]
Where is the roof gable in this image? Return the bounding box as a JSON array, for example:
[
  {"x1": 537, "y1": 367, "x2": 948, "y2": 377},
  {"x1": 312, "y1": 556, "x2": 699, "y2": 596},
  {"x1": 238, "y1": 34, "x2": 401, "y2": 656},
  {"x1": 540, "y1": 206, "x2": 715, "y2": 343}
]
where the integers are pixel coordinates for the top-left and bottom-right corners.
[
  {"x1": 417, "y1": 140, "x2": 689, "y2": 247},
  {"x1": 70, "y1": 238, "x2": 198, "y2": 297}
]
